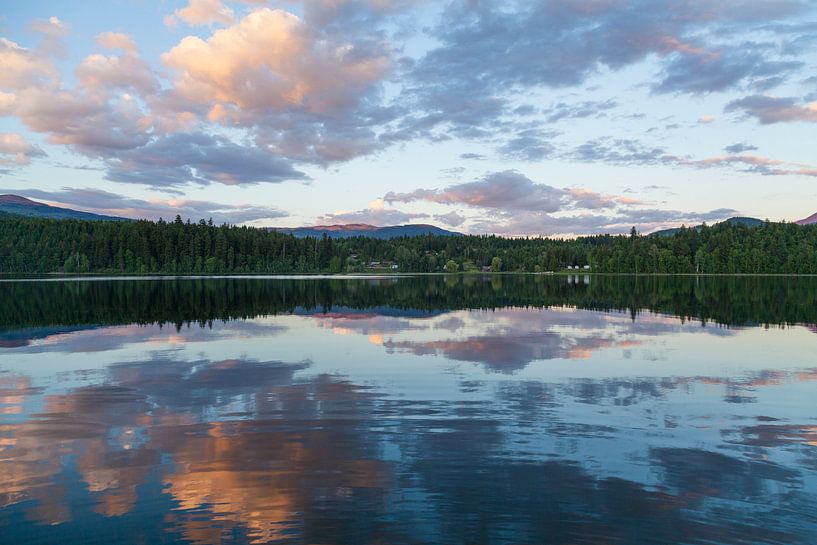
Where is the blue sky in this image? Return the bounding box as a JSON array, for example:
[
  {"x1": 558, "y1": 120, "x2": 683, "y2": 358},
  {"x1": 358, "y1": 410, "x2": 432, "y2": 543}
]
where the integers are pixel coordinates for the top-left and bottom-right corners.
[{"x1": 1, "y1": 0, "x2": 816, "y2": 235}]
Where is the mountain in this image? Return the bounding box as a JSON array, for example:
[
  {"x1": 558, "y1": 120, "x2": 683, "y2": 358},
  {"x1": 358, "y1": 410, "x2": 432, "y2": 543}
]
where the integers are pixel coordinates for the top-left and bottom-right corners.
[
  {"x1": 649, "y1": 216, "x2": 765, "y2": 237},
  {"x1": 269, "y1": 223, "x2": 462, "y2": 239},
  {"x1": 0, "y1": 195, "x2": 125, "y2": 221},
  {"x1": 795, "y1": 212, "x2": 817, "y2": 225}
]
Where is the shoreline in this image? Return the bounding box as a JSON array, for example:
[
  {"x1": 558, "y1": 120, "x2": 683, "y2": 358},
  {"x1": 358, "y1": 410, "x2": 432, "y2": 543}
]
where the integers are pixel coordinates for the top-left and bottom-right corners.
[{"x1": 3, "y1": 271, "x2": 817, "y2": 282}]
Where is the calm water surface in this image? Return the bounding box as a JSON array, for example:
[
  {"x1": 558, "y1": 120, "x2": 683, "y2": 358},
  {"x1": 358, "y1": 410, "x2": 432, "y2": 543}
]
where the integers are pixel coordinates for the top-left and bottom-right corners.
[{"x1": 1, "y1": 275, "x2": 816, "y2": 544}]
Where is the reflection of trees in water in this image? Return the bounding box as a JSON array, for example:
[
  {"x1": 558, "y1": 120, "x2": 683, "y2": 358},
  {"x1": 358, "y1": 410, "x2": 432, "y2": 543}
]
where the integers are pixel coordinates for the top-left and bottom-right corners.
[
  {"x1": 5, "y1": 275, "x2": 817, "y2": 331},
  {"x1": 1, "y1": 356, "x2": 816, "y2": 544}
]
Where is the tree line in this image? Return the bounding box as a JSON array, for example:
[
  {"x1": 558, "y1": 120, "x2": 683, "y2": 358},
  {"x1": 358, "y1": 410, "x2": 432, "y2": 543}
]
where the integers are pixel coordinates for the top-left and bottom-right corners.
[
  {"x1": 2, "y1": 212, "x2": 817, "y2": 275},
  {"x1": 3, "y1": 275, "x2": 817, "y2": 331}
]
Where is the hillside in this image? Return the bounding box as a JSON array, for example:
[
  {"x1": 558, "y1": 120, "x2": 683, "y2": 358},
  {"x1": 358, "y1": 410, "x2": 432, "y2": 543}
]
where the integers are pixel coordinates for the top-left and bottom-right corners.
[
  {"x1": 0, "y1": 195, "x2": 125, "y2": 221},
  {"x1": 270, "y1": 223, "x2": 461, "y2": 239},
  {"x1": 796, "y1": 212, "x2": 817, "y2": 225},
  {"x1": 649, "y1": 216, "x2": 764, "y2": 237}
]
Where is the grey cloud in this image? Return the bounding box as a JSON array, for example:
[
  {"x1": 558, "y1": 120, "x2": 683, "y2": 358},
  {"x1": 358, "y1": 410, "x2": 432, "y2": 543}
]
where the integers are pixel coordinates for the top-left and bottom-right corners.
[
  {"x1": 725, "y1": 94, "x2": 817, "y2": 124},
  {"x1": 395, "y1": 0, "x2": 814, "y2": 149},
  {"x1": 8, "y1": 187, "x2": 289, "y2": 224},
  {"x1": 497, "y1": 130, "x2": 556, "y2": 161},
  {"x1": 104, "y1": 132, "x2": 308, "y2": 188},
  {"x1": 300, "y1": 0, "x2": 420, "y2": 34},
  {"x1": 318, "y1": 207, "x2": 428, "y2": 226},
  {"x1": 410, "y1": 1, "x2": 812, "y2": 108},
  {"x1": 434, "y1": 211, "x2": 466, "y2": 227},
  {"x1": 724, "y1": 142, "x2": 759, "y2": 153},
  {"x1": 654, "y1": 45, "x2": 802, "y2": 94},
  {"x1": 543, "y1": 100, "x2": 617, "y2": 123},
  {"x1": 385, "y1": 171, "x2": 566, "y2": 213},
  {"x1": 570, "y1": 138, "x2": 679, "y2": 166},
  {"x1": 384, "y1": 171, "x2": 640, "y2": 219},
  {"x1": 569, "y1": 136, "x2": 817, "y2": 178}
]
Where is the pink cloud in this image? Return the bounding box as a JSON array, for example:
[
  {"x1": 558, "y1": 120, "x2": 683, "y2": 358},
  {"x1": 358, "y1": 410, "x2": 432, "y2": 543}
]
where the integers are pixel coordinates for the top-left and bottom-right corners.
[
  {"x1": 161, "y1": 8, "x2": 390, "y2": 115},
  {"x1": 0, "y1": 133, "x2": 46, "y2": 165}
]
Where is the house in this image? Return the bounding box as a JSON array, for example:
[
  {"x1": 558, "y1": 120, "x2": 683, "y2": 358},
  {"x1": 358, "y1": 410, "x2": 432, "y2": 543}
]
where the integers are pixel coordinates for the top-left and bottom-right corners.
[
  {"x1": 583, "y1": 265, "x2": 591, "y2": 270},
  {"x1": 482, "y1": 265, "x2": 492, "y2": 272},
  {"x1": 368, "y1": 260, "x2": 398, "y2": 270}
]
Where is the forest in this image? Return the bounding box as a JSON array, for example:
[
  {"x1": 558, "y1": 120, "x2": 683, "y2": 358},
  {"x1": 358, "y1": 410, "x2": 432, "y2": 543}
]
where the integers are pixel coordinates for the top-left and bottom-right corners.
[{"x1": 2, "y1": 212, "x2": 817, "y2": 275}]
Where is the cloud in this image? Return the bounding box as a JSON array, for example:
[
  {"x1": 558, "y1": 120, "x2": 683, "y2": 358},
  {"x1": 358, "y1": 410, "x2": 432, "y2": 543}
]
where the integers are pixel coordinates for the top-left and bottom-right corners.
[
  {"x1": 29, "y1": 16, "x2": 70, "y2": 58},
  {"x1": 9, "y1": 187, "x2": 289, "y2": 224},
  {"x1": 653, "y1": 44, "x2": 801, "y2": 94},
  {"x1": 374, "y1": 167, "x2": 741, "y2": 235},
  {"x1": 726, "y1": 94, "x2": 817, "y2": 123},
  {"x1": 4, "y1": 1, "x2": 817, "y2": 201},
  {"x1": 569, "y1": 137, "x2": 817, "y2": 178},
  {"x1": 104, "y1": 132, "x2": 308, "y2": 187},
  {"x1": 497, "y1": 130, "x2": 556, "y2": 161},
  {"x1": 385, "y1": 171, "x2": 566, "y2": 213},
  {"x1": 13, "y1": 87, "x2": 152, "y2": 154},
  {"x1": 434, "y1": 211, "x2": 466, "y2": 227},
  {"x1": 166, "y1": 0, "x2": 235, "y2": 28},
  {"x1": 566, "y1": 188, "x2": 625, "y2": 210},
  {"x1": 76, "y1": 52, "x2": 157, "y2": 94},
  {"x1": 318, "y1": 208, "x2": 428, "y2": 226},
  {"x1": 469, "y1": 207, "x2": 739, "y2": 237},
  {"x1": 158, "y1": 6, "x2": 395, "y2": 165},
  {"x1": 405, "y1": 0, "x2": 812, "y2": 140},
  {"x1": 0, "y1": 31, "x2": 307, "y2": 189},
  {"x1": 0, "y1": 38, "x2": 57, "y2": 90},
  {"x1": 374, "y1": 0, "x2": 817, "y2": 163},
  {"x1": 0, "y1": 91, "x2": 15, "y2": 114},
  {"x1": 724, "y1": 142, "x2": 758, "y2": 153},
  {"x1": 694, "y1": 154, "x2": 817, "y2": 177},
  {"x1": 95, "y1": 32, "x2": 138, "y2": 54},
  {"x1": 162, "y1": 8, "x2": 390, "y2": 116},
  {"x1": 0, "y1": 133, "x2": 46, "y2": 166},
  {"x1": 384, "y1": 172, "x2": 646, "y2": 223},
  {"x1": 543, "y1": 100, "x2": 617, "y2": 123},
  {"x1": 570, "y1": 138, "x2": 679, "y2": 166}
]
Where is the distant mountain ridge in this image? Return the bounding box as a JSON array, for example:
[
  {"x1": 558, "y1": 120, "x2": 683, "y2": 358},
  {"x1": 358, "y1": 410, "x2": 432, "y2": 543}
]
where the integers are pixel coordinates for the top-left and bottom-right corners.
[
  {"x1": 269, "y1": 223, "x2": 462, "y2": 239},
  {"x1": 0, "y1": 195, "x2": 125, "y2": 221},
  {"x1": 795, "y1": 212, "x2": 817, "y2": 225},
  {"x1": 649, "y1": 216, "x2": 765, "y2": 237}
]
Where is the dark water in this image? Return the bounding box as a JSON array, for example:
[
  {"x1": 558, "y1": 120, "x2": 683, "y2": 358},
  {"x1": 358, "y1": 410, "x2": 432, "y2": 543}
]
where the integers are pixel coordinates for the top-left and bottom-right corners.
[{"x1": 1, "y1": 275, "x2": 816, "y2": 544}]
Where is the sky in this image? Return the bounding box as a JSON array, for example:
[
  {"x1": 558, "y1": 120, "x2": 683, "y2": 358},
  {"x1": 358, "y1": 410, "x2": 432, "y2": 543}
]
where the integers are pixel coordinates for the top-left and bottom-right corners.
[{"x1": 0, "y1": 0, "x2": 816, "y2": 236}]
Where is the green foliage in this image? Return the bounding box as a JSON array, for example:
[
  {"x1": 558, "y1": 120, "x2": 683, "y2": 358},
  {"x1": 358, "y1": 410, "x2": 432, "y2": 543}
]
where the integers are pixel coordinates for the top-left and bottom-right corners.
[{"x1": 0, "y1": 215, "x2": 815, "y2": 275}]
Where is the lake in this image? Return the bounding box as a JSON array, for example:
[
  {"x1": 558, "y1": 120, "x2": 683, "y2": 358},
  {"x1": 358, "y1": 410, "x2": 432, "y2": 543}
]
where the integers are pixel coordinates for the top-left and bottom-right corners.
[{"x1": 1, "y1": 275, "x2": 816, "y2": 544}]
